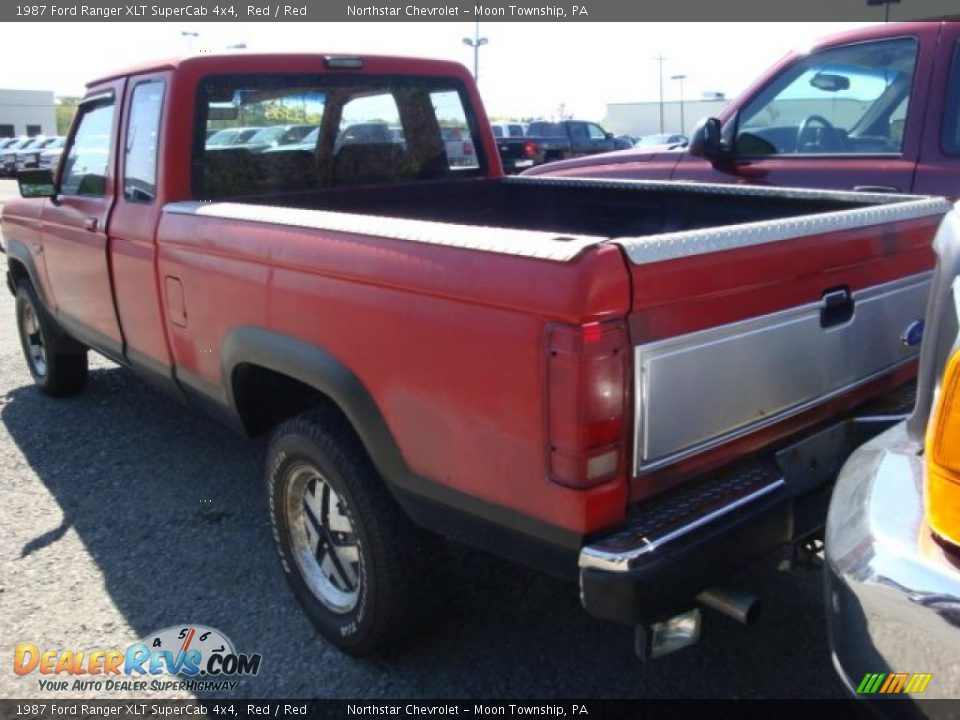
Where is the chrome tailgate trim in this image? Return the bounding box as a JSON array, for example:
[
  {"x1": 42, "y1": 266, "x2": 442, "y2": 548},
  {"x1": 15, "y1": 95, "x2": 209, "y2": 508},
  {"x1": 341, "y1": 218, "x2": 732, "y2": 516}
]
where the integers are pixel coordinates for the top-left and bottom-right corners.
[{"x1": 634, "y1": 272, "x2": 931, "y2": 473}]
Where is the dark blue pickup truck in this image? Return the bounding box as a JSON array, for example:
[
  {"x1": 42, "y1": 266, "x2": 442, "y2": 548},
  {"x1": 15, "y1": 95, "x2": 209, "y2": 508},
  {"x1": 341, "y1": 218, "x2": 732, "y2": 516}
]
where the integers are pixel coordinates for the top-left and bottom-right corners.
[{"x1": 497, "y1": 119, "x2": 618, "y2": 173}]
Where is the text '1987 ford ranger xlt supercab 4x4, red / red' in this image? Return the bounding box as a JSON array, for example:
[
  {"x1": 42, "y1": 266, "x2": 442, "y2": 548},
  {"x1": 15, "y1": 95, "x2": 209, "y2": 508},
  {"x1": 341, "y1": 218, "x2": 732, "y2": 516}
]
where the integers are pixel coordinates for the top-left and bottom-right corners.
[{"x1": 1, "y1": 52, "x2": 952, "y2": 659}]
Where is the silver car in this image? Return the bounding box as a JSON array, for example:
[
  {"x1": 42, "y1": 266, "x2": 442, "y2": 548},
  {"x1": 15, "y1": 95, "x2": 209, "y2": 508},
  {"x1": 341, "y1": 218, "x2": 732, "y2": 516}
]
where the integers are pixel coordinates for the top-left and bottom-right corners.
[{"x1": 825, "y1": 204, "x2": 960, "y2": 705}]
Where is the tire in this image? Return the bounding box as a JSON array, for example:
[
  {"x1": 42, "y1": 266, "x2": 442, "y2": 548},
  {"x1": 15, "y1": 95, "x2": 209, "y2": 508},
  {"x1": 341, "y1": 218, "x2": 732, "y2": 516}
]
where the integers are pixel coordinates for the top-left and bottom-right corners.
[
  {"x1": 267, "y1": 409, "x2": 438, "y2": 655},
  {"x1": 15, "y1": 280, "x2": 88, "y2": 397}
]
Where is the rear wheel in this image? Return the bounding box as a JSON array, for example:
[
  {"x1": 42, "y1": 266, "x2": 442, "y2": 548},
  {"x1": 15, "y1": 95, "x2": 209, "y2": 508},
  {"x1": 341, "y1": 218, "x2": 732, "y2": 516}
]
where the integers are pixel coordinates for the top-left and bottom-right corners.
[
  {"x1": 15, "y1": 281, "x2": 88, "y2": 397},
  {"x1": 267, "y1": 410, "x2": 438, "y2": 655}
]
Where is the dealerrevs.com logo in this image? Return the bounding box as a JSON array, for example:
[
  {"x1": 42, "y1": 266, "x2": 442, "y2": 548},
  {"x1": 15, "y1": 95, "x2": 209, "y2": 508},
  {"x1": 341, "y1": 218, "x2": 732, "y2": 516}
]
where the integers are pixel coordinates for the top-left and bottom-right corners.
[{"x1": 14, "y1": 625, "x2": 263, "y2": 693}]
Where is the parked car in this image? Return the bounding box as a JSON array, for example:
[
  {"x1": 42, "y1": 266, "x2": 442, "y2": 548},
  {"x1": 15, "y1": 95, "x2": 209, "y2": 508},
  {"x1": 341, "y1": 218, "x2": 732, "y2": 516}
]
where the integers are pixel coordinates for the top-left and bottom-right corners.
[
  {"x1": 37, "y1": 140, "x2": 66, "y2": 175},
  {"x1": 525, "y1": 21, "x2": 960, "y2": 200},
  {"x1": 263, "y1": 127, "x2": 319, "y2": 153},
  {"x1": 335, "y1": 122, "x2": 395, "y2": 147},
  {"x1": 491, "y1": 122, "x2": 525, "y2": 139},
  {"x1": 634, "y1": 133, "x2": 688, "y2": 149},
  {"x1": 241, "y1": 124, "x2": 314, "y2": 153},
  {"x1": 527, "y1": 120, "x2": 618, "y2": 156},
  {"x1": 825, "y1": 205, "x2": 960, "y2": 703},
  {"x1": 613, "y1": 135, "x2": 637, "y2": 150},
  {"x1": 3, "y1": 52, "x2": 951, "y2": 661},
  {"x1": 205, "y1": 126, "x2": 263, "y2": 147},
  {"x1": 16, "y1": 137, "x2": 63, "y2": 173},
  {"x1": 0, "y1": 137, "x2": 44, "y2": 177},
  {"x1": 0, "y1": 137, "x2": 20, "y2": 152},
  {"x1": 440, "y1": 126, "x2": 476, "y2": 167},
  {"x1": 497, "y1": 119, "x2": 620, "y2": 173}
]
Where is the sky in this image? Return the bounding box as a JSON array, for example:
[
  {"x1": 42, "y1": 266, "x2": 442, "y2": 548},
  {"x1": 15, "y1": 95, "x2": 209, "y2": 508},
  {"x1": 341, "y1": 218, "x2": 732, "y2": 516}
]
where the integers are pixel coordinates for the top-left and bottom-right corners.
[{"x1": 3, "y1": 21, "x2": 878, "y2": 120}]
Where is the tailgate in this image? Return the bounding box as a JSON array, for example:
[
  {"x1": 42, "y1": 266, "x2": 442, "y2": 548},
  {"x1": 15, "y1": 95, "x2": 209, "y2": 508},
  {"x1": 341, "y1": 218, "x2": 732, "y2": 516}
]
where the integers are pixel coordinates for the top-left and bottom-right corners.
[
  {"x1": 615, "y1": 191, "x2": 951, "y2": 479},
  {"x1": 496, "y1": 139, "x2": 529, "y2": 161}
]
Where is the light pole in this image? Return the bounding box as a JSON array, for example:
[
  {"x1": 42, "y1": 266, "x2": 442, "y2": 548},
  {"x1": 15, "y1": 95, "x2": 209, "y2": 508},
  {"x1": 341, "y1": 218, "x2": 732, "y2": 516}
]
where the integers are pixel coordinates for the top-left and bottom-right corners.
[
  {"x1": 671, "y1": 74, "x2": 687, "y2": 134},
  {"x1": 462, "y1": 22, "x2": 488, "y2": 83},
  {"x1": 655, "y1": 55, "x2": 665, "y2": 133},
  {"x1": 181, "y1": 31, "x2": 199, "y2": 51}
]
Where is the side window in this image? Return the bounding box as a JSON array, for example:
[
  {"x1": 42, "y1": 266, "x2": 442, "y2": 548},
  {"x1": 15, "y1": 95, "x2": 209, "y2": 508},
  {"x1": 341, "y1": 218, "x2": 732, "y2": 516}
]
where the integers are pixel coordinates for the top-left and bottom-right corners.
[
  {"x1": 60, "y1": 99, "x2": 114, "y2": 197},
  {"x1": 124, "y1": 80, "x2": 165, "y2": 202},
  {"x1": 736, "y1": 37, "x2": 918, "y2": 156},
  {"x1": 570, "y1": 123, "x2": 589, "y2": 142},
  {"x1": 588, "y1": 123, "x2": 607, "y2": 140},
  {"x1": 942, "y1": 41, "x2": 960, "y2": 156}
]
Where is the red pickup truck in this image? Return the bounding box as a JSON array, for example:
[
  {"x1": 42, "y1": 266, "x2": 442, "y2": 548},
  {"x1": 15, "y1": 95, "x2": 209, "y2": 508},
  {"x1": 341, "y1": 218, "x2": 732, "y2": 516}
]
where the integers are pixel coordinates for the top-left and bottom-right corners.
[
  {"x1": 2, "y1": 52, "x2": 951, "y2": 659},
  {"x1": 526, "y1": 21, "x2": 960, "y2": 198}
]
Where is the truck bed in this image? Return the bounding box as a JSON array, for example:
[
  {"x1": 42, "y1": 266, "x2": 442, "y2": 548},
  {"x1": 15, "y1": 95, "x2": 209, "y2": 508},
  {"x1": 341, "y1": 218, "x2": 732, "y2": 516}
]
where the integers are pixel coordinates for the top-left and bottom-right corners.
[
  {"x1": 166, "y1": 176, "x2": 950, "y2": 506},
  {"x1": 215, "y1": 175, "x2": 898, "y2": 240}
]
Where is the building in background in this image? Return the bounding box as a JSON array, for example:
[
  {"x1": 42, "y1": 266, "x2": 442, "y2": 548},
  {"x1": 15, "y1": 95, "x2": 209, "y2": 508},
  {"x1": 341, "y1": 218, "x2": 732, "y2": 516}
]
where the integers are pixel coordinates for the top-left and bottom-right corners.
[
  {"x1": 604, "y1": 98, "x2": 729, "y2": 138},
  {"x1": 0, "y1": 89, "x2": 57, "y2": 138}
]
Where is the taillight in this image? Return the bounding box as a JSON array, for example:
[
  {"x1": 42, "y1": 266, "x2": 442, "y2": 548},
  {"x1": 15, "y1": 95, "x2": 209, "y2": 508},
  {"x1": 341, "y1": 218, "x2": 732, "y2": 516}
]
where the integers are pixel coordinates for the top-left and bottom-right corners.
[
  {"x1": 463, "y1": 141, "x2": 474, "y2": 156},
  {"x1": 524, "y1": 141, "x2": 537, "y2": 159},
  {"x1": 926, "y1": 349, "x2": 960, "y2": 547},
  {"x1": 546, "y1": 321, "x2": 629, "y2": 489}
]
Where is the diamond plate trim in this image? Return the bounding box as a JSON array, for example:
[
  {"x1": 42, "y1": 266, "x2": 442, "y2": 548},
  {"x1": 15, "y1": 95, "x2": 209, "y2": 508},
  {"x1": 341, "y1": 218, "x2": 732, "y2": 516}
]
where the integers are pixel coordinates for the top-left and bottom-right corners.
[
  {"x1": 509, "y1": 176, "x2": 954, "y2": 266},
  {"x1": 578, "y1": 460, "x2": 786, "y2": 574},
  {"x1": 164, "y1": 201, "x2": 606, "y2": 262}
]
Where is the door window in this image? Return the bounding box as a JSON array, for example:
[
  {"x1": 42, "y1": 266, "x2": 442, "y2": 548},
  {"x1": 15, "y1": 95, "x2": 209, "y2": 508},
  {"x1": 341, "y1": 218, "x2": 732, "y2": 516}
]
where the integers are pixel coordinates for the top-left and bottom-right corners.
[
  {"x1": 736, "y1": 37, "x2": 918, "y2": 156},
  {"x1": 124, "y1": 80, "x2": 165, "y2": 202},
  {"x1": 569, "y1": 123, "x2": 589, "y2": 142},
  {"x1": 942, "y1": 40, "x2": 960, "y2": 156},
  {"x1": 60, "y1": 99, "x2": 115, "y2": 196},
  {"x1": 587, "y1": 123, "x2": 607, "y2": 140}
]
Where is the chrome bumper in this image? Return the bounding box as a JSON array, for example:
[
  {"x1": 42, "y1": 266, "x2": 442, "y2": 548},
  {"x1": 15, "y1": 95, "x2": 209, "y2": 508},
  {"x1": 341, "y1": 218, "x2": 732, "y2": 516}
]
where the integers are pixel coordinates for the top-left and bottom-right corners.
[{"x1": 825, "y1": 423, "x2": 960, "y2": 701}]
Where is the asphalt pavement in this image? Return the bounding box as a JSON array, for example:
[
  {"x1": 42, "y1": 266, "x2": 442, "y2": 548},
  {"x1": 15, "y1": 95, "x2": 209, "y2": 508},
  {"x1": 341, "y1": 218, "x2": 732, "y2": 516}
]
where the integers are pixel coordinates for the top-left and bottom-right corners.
[{"x1": 0, "y1": 176, "x2": 845, "y2": 699}]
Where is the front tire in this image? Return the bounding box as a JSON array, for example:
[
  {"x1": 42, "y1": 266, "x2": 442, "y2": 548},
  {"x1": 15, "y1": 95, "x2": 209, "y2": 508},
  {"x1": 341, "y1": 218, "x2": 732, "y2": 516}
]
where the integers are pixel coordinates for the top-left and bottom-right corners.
[
  {"x1": 267, "y1": 410, "x2": 437, "y2": 655},
  {"x1": 15, "y1": 281, "x2": 88, "y2": 397}
]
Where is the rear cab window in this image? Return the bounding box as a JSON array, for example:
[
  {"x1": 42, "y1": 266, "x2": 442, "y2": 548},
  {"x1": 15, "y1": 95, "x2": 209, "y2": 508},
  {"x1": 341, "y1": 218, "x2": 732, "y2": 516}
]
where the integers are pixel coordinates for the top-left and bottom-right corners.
[{"x1": 193, "y1": 73, "x2": 486, "y2": 199}]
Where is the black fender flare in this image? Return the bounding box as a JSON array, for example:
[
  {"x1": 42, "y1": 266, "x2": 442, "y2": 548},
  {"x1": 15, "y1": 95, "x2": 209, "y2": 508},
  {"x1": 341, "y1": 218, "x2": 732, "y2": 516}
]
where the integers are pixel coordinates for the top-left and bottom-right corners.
[
  {"x1": 6, "y1": 238, "x2": 51, "y2": 308},
  {"x1": 220, "y1": 326, "x2": 582, "y2": 566},
  {"x1": 6, "y1": 239, "x2": 85, "y2": 354},
  {"x1": 221, "y1": 326, "x2": 410, "y2": 489}
]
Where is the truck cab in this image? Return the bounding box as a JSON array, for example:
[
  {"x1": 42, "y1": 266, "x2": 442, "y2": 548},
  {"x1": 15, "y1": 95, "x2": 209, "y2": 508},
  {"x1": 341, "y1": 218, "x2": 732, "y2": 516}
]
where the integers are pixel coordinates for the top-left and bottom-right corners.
[{"x1": 526, "y1": 21, "x2": 960, "y2": 199}]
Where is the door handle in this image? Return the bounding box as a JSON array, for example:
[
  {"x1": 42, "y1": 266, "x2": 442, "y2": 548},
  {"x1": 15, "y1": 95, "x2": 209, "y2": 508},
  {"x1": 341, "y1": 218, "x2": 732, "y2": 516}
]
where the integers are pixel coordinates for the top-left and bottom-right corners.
[
  {"x1": 820, "y1": 288, "x2": 855, "y2": 328},
  {"x1": 853, "y1": 185, "x2": 899, "y2": 194},
  {"x1": 84, "y1": 217, "x2": 98, "y2": 232}
]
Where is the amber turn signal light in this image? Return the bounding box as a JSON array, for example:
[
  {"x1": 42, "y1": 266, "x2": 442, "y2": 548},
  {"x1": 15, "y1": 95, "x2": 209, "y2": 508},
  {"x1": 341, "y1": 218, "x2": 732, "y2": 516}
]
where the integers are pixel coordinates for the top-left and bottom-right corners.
[{"x1": 926, "y1": 349, "x2": 960, "y2": 547}]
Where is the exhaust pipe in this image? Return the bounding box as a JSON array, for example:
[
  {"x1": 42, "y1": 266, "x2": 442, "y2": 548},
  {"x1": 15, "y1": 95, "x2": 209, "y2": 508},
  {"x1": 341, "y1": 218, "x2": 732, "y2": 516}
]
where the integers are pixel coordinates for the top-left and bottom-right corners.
[{"x1": 696, "y1": 587, "x2": 760, "y2": 625}]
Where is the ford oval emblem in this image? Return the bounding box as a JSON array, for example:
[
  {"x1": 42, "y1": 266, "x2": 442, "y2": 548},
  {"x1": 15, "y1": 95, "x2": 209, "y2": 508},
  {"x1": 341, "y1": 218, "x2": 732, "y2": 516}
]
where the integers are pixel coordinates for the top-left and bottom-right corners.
[{"x1": 901, "y1": 319, "x2": 924, "y2": 347}]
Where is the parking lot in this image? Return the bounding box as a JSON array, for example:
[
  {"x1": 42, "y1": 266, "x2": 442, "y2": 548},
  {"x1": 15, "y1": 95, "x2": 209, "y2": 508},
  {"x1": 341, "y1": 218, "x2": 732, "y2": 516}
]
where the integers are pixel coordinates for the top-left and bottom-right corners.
[{"x1": 0, "y1": 178, "x2": 847, "y2": 700}]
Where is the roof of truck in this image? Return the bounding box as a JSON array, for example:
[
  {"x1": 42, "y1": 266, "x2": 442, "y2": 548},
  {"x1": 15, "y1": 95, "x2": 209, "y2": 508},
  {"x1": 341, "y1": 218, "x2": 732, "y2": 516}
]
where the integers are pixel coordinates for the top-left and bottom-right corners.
[{"x1": 85, "y1": 52, "x2": 471, "y2": 88}]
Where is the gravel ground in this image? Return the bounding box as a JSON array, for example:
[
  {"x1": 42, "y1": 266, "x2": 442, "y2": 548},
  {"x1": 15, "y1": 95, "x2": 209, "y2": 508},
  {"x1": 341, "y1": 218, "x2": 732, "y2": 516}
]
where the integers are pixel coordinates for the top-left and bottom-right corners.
[{"x1": 0, "y1": 176, "x2": 845, "y2": 699}]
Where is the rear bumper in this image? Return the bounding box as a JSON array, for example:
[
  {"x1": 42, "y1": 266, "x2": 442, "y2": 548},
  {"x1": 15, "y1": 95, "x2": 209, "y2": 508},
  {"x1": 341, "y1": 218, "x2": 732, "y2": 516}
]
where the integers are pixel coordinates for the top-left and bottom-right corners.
[
  {"x1": 825, "y1": 423, "x2": 960, "y2": 702},
  {"x1": 578, "y1": 410, "x2": 908, "y2": 626}
]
